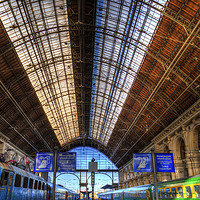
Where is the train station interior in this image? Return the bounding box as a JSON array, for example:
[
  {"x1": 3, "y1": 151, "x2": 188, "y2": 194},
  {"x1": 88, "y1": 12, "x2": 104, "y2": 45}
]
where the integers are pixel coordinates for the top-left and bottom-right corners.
[{"x1": 0, "y1": 0, "x2": 199, "y2": 198}]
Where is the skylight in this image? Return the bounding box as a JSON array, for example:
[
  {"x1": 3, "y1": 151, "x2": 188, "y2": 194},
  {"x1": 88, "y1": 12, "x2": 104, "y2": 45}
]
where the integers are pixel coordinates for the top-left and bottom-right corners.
[
  {"x1": 90, "y1": 0, "x2": 167, "y2": 145},
  {"x1": 0, "y1": 0, "x2": 79, "y2": 145}
]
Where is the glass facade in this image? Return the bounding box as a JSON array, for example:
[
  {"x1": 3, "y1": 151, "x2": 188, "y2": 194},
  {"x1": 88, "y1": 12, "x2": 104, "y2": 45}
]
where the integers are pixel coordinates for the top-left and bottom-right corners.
[{"x1": 53, "y1": 147, "x2": 118, "y2": 192}]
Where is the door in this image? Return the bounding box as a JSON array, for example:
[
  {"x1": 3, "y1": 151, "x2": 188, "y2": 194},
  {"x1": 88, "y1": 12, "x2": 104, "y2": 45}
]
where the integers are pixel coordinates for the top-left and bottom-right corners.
[
  {"x1": 0, "y1": 170, "x2": 14, "y2": 200},
  {"x1": 6, "y1": 172, "x2": 14, "y2": 200}
]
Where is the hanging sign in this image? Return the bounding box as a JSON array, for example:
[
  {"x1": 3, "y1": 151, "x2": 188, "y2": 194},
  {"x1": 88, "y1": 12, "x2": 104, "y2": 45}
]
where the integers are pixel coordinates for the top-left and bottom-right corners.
[
  {"x1": 155, "y1": 153, "x2": 175, "y2": 172},
  {"x1": 89, "y1": 162, "x2": 98, "y2": 172},
  {"x1": 57, "y1": 152, "x2": 76, "y2": 172},
  {"x1": 34, "y1": 152, "x2": 54, "y2": 172},
  {"x1": 133, "y1": 153, "x2": 153, "y2": 172}
]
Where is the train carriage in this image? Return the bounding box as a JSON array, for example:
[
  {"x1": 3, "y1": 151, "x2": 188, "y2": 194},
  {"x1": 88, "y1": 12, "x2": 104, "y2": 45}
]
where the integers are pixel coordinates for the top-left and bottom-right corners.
[
  {"x1": 0, "y1": 162, "x2": 79, "y2": 200},
  {"x1": 0, "y1": 162, "x2": 46, "y2": 200},
  {"x1": 123, "y1": 184, "x2": 151, "y2": 200},
  {"x1": 98, "y1": 175, "x2": 200, "y2": 200},
  {"x1": 156, "y1": 175, "x2": 200, "y2": 200}
]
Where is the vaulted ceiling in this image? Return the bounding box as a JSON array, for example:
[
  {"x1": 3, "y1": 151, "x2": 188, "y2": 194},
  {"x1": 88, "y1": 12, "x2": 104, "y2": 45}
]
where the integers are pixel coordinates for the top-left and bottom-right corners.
[{"x1": 0, "y1": 0, "x2": 199, "y2": 168}]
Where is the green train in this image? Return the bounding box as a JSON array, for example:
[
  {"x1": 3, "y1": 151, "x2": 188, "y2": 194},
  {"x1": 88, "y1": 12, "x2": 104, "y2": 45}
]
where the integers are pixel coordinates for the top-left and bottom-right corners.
[{"x1": 98, "y1": 175, "x2": 200, "y2": 200}]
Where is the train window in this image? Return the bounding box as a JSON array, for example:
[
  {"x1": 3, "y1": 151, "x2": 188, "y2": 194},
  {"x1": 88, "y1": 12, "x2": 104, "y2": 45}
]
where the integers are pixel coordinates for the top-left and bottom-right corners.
[
  {"x1": 14, "y1": 174, "x2": 21, "y2": 187},
  {"x1": 153, "y1": 189, "x2": 156, "y2": 198},
  {"x1": 171, "y1": 188, "x2": 176, "y2": 198},
  {"x1": 141, "y1": 191, "x2": 144, "y2": 198},
  {"x1": 29, "y1": 178, "x2": 33, "y2": 189},
  {"x1": 1, "y1": 171, "x2": 9, "y2": 186},
  {"x1": 158, "y1": 189, "x2": 161, "y2": 198},
  {"x1": 185, "y1": 186, "x2": 192, "y2": 198},
  {"x1": 194, "y1": 185, "x2": 200, "y2": 198},
  {"x1": 178, "y1": 187, "x2": 183, "y2": 198},
  {"x1": 161, "y1": 189, "x2": 165, "y2": 198},
  {"x1": 166, "y1": 188, "x2": 170, "y2": 198},
  {"x1": 38, "y1": 181, "x2": 41, "y2": 190},
  {"x1": 146, "y1": 190, "x2": 150, "y2": 197},
  {"x1": 42, "y1": 182, "x2": 45, "y2": 190},
  {"x1": 23, "y1": 177, "x2": 28, "y2": 188},
  {"x1": 144, "y1": 190, "x2": 146, "y2": 198},
  {"x1": 34, "y1": 180, "x2": 38, "y2": 189}
]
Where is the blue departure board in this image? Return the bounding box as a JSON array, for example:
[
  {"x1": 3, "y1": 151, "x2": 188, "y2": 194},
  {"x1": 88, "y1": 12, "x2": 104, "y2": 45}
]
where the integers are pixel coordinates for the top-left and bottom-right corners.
[
  {"x1": 57, "y1": 152, "x2": 76, "y2": 172},
  {"x1": 155, "y1": 153, "x2": 175, "y2": 172}
]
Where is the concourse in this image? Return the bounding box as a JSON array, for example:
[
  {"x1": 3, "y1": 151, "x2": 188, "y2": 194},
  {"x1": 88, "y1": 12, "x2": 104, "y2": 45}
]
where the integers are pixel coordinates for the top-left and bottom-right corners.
[{"x1": 0, "y1": 0, "x2": 199, "y2": 200}]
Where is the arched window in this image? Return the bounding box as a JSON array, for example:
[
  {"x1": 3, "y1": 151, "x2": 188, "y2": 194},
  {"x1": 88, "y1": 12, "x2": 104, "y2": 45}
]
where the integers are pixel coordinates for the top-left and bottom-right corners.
[
  {"x1": 180, "y1": 138, "x2": 186, "y2": 160},
  {"x1": 50, "y1": 147, "x2": 118, "y2": 193},
  {"x1": 69, "y1": 146, "x2": 118, "y2": 170},
  {"x1": 179, "y1": 138, "x2": 188, "y2": 177}
]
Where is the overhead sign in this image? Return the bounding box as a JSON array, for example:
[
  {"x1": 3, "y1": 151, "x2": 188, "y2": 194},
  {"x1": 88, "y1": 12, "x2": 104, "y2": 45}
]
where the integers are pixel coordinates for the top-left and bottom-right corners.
[
  {"x1": 133, "y1": 153, "x2": 152, "y2": 172},
  {"x1": 34, "y1": 152, "x2": 54, "y2": 172},
  {"x1": 57, "y1": 152, "x2": 76, "y2": 172},
  {"x1": 89, "y1": 162, "x2": 98, "y2": 172},
  {"x1": 155, "y1": 153, "x2": 175, "y2": 172}
]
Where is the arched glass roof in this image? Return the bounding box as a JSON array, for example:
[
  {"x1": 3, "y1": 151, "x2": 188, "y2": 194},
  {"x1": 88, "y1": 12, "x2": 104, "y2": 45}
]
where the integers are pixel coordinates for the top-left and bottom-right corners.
[{"x1": 0, "y1": 0, "x2": 167, "y2": 147}]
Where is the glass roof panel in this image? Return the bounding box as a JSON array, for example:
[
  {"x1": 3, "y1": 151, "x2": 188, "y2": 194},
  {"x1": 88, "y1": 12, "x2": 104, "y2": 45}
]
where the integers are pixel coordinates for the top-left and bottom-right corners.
[
  {"x1": 90, "y1": 0, "x2": 167, "y2": 145},
  {"x1": 0, "y1": 0, "x2": 79, "y2": 146}
]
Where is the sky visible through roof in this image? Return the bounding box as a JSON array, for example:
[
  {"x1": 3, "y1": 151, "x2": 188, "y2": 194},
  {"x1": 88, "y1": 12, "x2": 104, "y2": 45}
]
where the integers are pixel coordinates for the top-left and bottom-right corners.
[{"x1": 90, "y1": 0, "x2": 167, "y2": 145}]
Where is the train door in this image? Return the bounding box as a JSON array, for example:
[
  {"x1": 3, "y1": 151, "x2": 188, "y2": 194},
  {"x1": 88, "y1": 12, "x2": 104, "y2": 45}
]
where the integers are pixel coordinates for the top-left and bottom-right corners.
[
  {"x1": 0, "y1": 170, "x2": 14, "y2": 200},
  {"x1": 6, "y1": 172, "x2": 14, "y2": 200},
  {"x1": 148, "y1": 187, "x2": 154, "y2": 200},
  {"x1": 46, "y1": 185, "x2": 51, "y2": 200}
]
